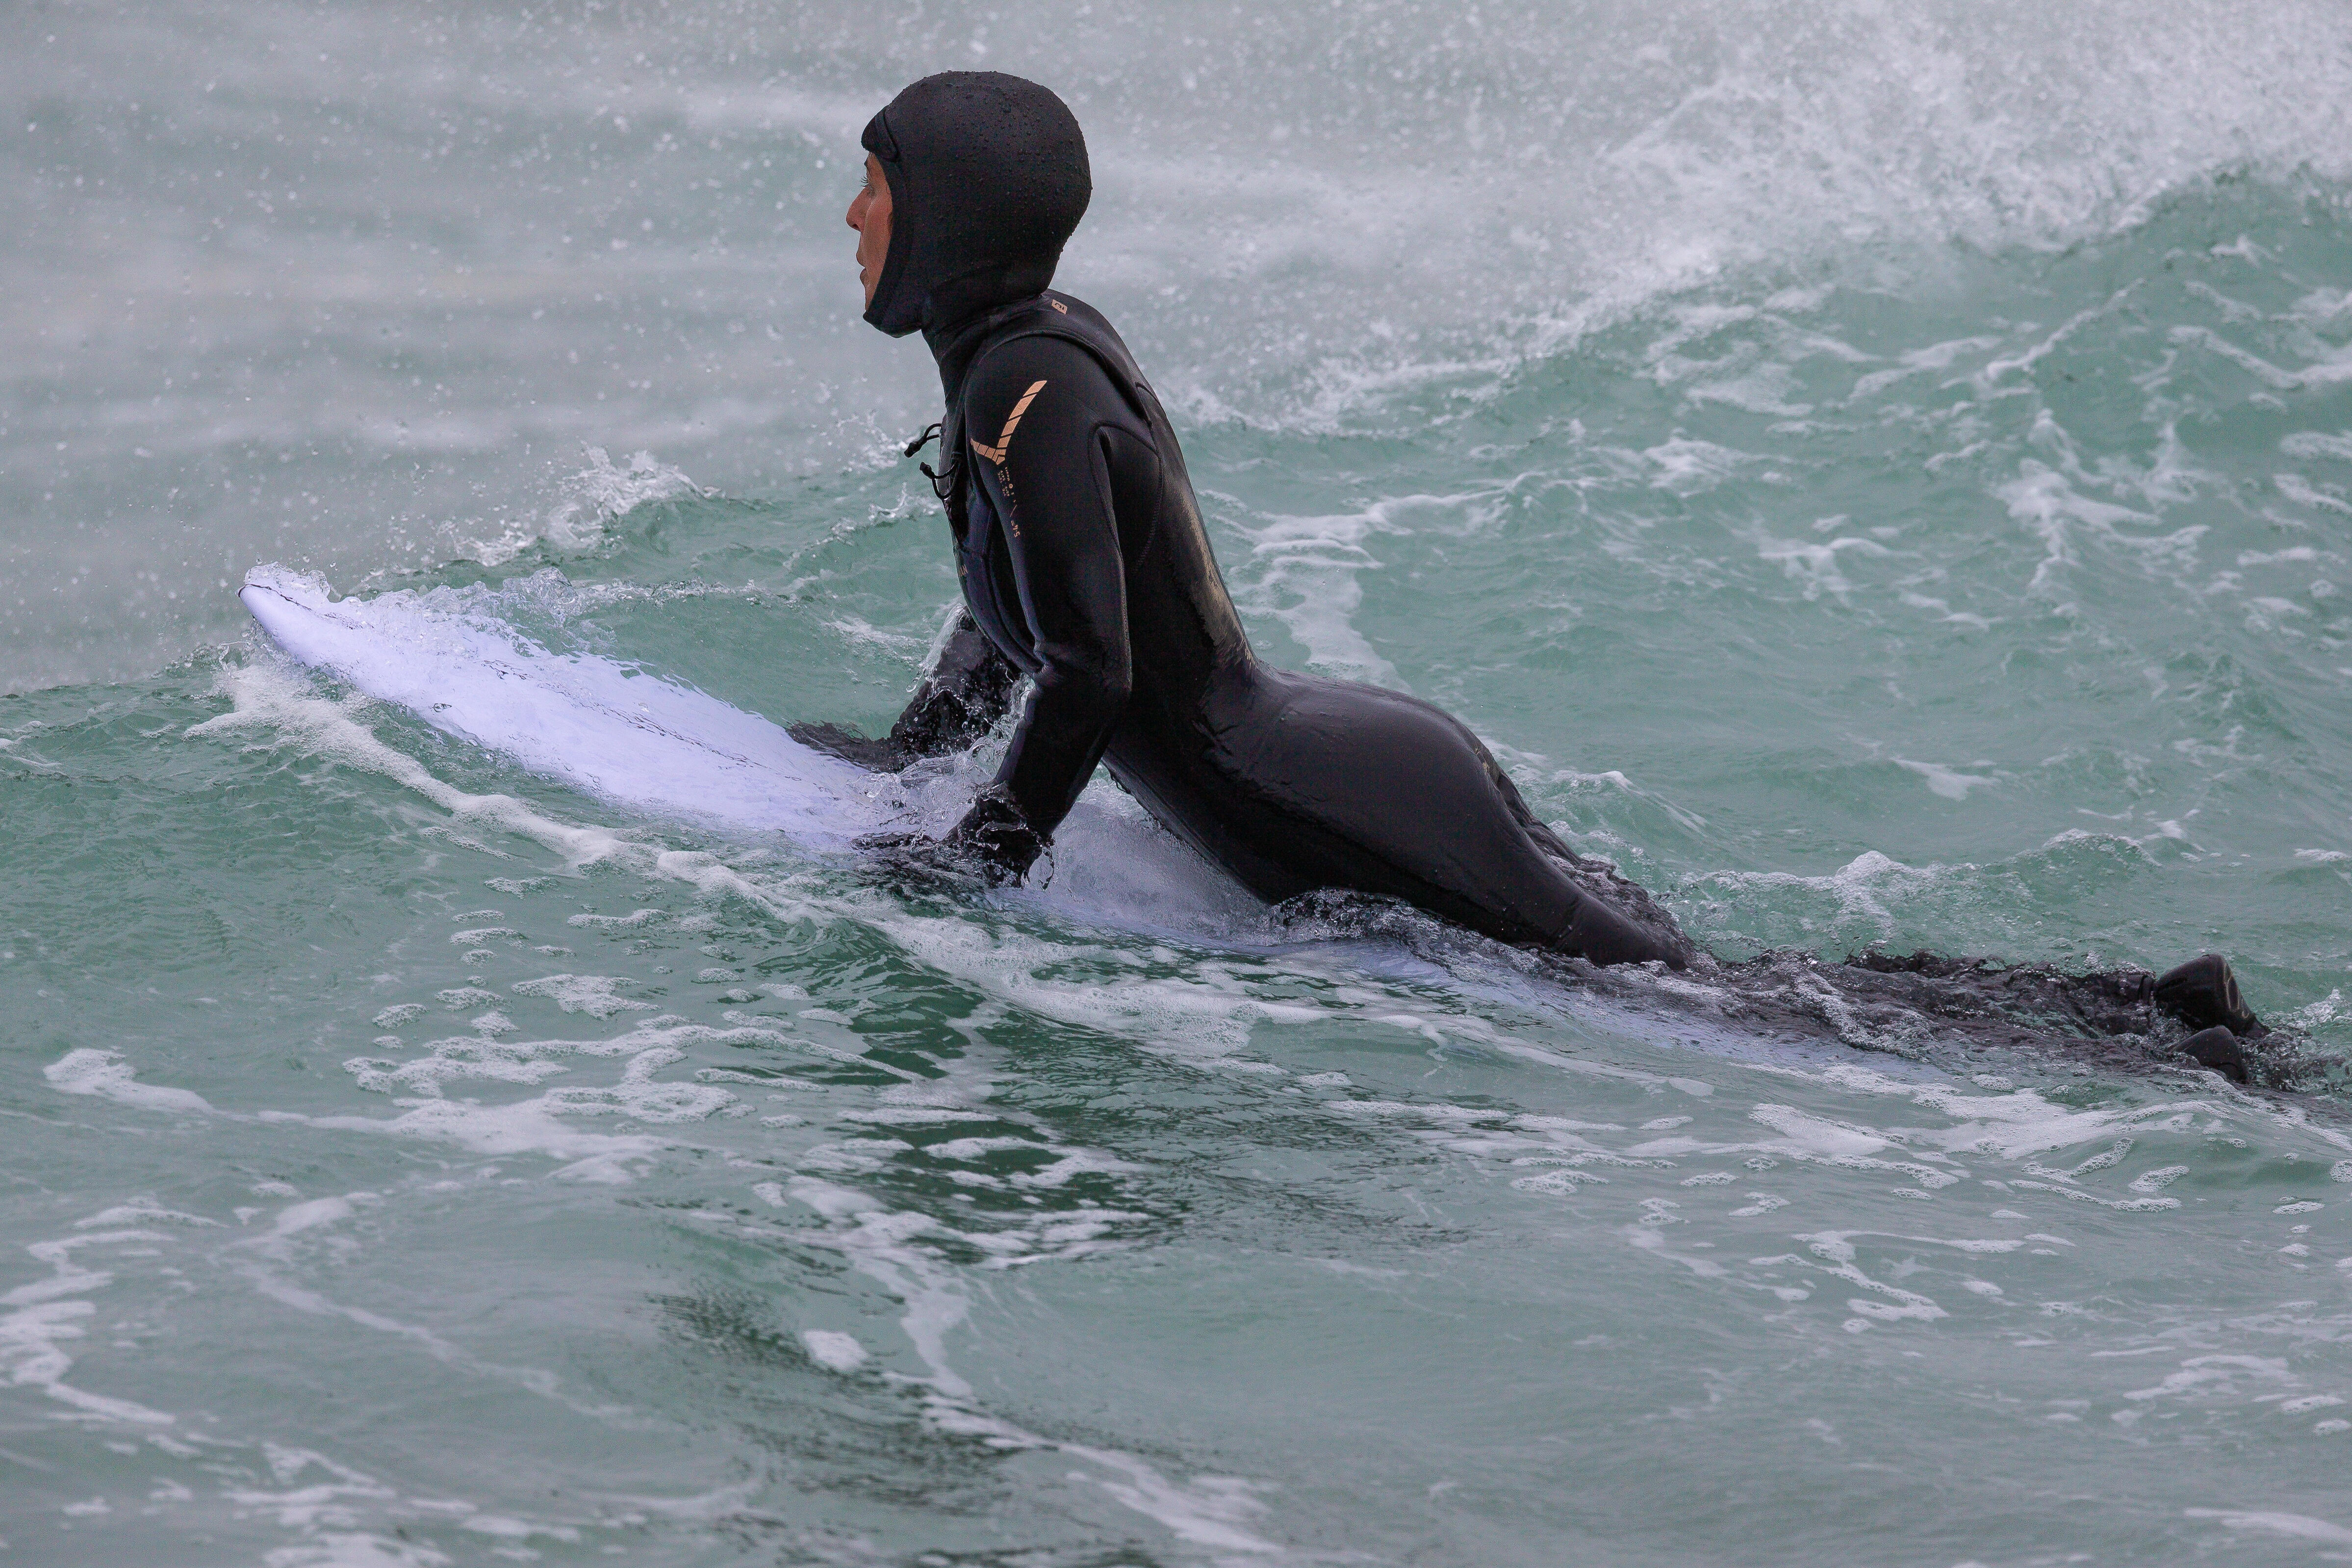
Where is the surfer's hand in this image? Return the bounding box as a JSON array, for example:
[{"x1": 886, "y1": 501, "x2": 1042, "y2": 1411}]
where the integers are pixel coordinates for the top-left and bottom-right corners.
[
  {"x1": 938, "y1": 787, "x2": 1046, "y2": 885},
  {"x1": 855, "y1": 789, "x2": 1045, "y2": 889}
]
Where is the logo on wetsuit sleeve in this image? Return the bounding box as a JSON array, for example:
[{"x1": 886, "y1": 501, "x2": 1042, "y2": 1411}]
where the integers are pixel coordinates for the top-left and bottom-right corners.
[
  {"x1": 968, "y1": 379, "x2": 1045, "y2": 539},
  {"x1": 969, "y1": 380, "x2": 1047, "y2": 465}
]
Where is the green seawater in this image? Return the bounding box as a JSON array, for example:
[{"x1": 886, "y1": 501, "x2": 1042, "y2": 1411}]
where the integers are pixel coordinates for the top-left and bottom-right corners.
[{"x1": 6, "y1": 3, "x2": 2352, "y2": 1564}]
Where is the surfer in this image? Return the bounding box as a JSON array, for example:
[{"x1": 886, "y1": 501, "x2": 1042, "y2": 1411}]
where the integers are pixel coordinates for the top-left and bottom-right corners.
[{"x1": 794, "y1": 72, "x2": 2272, "y2": 1072}]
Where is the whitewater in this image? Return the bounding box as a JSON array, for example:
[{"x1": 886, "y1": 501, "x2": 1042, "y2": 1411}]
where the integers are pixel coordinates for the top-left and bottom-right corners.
[{"x1": 5, "y1": 2, "x2": 2352, "y2": 1563}]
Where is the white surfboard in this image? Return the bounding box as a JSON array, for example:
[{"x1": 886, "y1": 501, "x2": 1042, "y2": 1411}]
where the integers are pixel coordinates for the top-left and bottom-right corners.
[
  {"x1": 238, "y1": 566, "x2": 895, "y2": 848},
  {"x1": 234, "y1": 570, "x2": 1829, "y2": 1063}
]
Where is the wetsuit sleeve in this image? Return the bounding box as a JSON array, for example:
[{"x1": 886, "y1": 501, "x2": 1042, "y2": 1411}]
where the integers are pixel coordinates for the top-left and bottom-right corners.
[{"x1": 958, "y1": 335, "x2": 1143, "y2": 840}]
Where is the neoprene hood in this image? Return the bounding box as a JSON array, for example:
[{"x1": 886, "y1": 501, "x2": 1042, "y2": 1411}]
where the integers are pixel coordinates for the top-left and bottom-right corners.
[{"x1": 860, "y1": 72, "x2": 1091, "y2": 337}]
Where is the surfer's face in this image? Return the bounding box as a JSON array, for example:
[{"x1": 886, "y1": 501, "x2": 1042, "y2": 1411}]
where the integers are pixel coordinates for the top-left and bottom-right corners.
[{"x1": 847, "y1": 154, "x2": 892, "y2": 308}]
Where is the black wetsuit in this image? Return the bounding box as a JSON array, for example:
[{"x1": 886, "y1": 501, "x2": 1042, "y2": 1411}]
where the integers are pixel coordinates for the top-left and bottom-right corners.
[
  {"x1": 799, "y1": 71, "x2": 2273, "y2": 1072},
  {"x1": 937, "y1": 291, "x2": 1687, "y2": 969}
]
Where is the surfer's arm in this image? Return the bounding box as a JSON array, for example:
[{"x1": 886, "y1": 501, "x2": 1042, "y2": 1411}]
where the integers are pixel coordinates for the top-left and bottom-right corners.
[{"x1": 953, "y1": 338, "x2": 1137, "y2": 863}]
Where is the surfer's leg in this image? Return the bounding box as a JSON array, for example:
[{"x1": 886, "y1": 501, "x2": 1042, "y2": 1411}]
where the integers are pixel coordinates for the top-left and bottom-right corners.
[
  {"x1": 1388, "y1": 733, "x2": 1691, "y2": 969},
  {"x1": 1552, "y1": 884, "x2": 1694, "y2": 969},
  {"x1": 1489, "y1": 767, "x2": 1696, "y2": 965},
  {"x1": 1840, "y1": 951, "x2": 2265, "y2": 1039},
  {"x1": 1836, "y1": 950, "x2": 2155, "y2": 1033},
  {"x1": 1798, "y1": 948, "x2": 2267, "y2": 1077},
  {"x1": 793, "y1": 609, "x2": 1021, "y2": 770},
  {"x1": 1483, "y1": 744, "x2": 2266, "y2": 1049}
]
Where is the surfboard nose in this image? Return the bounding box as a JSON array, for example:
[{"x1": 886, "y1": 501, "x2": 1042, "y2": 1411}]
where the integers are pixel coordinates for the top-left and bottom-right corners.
[{"x1": 237, "y1": 579, "x2": 301, "y2": 638}]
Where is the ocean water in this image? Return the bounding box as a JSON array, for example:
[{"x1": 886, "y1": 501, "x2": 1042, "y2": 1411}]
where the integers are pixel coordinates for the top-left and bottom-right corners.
[{"x1": 7, "y1": 1, "x2": 2352, "y2": 1562}]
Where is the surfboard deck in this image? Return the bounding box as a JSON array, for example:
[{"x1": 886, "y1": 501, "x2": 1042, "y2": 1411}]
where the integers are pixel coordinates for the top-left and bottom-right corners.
[
  {"x1": 238, "y1": 566, "x2": 895, "y2": 848},
  {"x1": 234, "y1": 572, "x2": 1859, "y2": 1071}
]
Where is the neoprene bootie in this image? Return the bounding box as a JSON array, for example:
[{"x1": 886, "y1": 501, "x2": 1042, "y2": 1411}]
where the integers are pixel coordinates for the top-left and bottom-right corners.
[{"x1": 2153, "y1": 953, "x2": 2264, "y2": 1038}]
